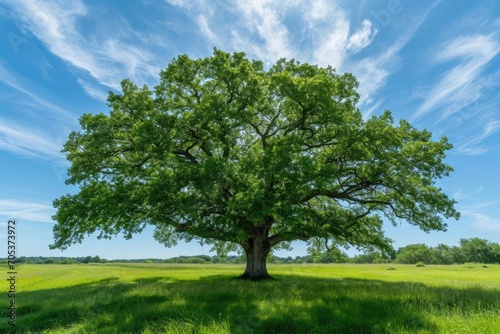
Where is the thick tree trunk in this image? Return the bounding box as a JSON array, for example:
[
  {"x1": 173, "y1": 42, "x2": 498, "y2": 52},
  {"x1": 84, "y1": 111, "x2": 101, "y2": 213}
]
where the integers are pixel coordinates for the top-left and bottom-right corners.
[{"x1": 237, "y1": 235, "x2": 272, "y2": 280}]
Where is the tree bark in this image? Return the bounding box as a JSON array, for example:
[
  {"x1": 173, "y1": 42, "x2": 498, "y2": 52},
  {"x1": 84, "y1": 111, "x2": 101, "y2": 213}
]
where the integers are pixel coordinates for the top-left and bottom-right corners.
[{"x1": 237, "y1": 235, "x2": 272, "y2": 280}]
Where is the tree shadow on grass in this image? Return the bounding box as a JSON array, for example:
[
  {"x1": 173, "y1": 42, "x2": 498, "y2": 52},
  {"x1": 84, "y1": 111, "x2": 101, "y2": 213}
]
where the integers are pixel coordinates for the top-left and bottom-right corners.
[{"x1": 3, "y1": 274, "x2": 500, "y2": 333}]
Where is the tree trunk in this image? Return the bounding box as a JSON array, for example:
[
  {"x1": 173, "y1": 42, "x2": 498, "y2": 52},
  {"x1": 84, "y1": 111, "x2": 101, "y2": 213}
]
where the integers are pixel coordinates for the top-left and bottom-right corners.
[{"x1": 237, "y1": 235, "x2": 272, "y2": 280}]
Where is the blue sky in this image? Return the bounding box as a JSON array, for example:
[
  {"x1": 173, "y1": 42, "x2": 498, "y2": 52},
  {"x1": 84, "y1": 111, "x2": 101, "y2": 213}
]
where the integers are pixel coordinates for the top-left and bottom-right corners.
[{"x1": 1, "y1": 0, "x2": 499, "y2": 260}]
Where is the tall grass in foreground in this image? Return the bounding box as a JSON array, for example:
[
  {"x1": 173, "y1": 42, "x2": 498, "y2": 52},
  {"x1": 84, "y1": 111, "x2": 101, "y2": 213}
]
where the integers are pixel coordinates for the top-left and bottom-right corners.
[{"x1": 1, "y1": 263, "x2": 499, "y2": 333}]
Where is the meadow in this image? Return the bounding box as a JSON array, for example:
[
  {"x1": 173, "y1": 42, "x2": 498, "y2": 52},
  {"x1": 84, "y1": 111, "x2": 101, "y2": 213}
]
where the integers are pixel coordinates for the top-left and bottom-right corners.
[{"x1": 1, "y1": 263, "x2": 499, "y2": 333}]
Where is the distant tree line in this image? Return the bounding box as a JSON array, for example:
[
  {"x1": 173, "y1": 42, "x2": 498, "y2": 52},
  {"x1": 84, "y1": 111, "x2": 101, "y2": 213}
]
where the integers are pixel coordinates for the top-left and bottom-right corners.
[
  {"x1": 2, "y1": 238, "x2": 498, "y2": 265},
  {"x1": 347, "y1": 238, "x2": 500, "y2": 265},
  {"x1": 393, "y1": 238, "x2": 500, "y2": 264},
  {"x1": 2, "y1": 255, "x2": 107, "y2": 265}
]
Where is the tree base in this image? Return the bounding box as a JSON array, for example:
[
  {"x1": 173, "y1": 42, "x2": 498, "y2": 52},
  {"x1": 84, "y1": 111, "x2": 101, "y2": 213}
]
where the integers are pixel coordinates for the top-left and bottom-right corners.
[{"x1": 235, "y1": 273, "x2": 273, "y2": 281}]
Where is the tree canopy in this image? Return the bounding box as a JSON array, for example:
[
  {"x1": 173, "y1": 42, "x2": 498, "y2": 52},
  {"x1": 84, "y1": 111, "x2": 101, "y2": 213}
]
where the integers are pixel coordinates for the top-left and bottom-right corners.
[{"x1": 52, "y1": 49, "x2": 459, "y2": 280}]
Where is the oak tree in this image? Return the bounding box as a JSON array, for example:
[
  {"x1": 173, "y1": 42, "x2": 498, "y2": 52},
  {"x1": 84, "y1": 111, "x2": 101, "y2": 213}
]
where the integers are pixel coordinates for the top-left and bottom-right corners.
[{"x1": 52, "y1": 49, "x2": 459, "y2": 280}]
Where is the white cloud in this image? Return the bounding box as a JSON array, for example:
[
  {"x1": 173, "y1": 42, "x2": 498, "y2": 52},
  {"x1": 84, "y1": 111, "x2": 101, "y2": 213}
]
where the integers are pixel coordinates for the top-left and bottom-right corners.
[
  {"x1": 452, "y1": 189, "x2": 464, "y2": 201},
  {"x1": 299, "y1": 1, "x2": 377, "y2": 69},
  {"x1": 3, "y1": 0, "x2": 436, "y2": 115},
  {"x1": 164, "y1": 0, "x2": 191, "y2": 8},
  {"x1": 347, "y1": 20, "x2": 377, "y2": 53},
  {"x1": 0, "y1": 62, "x2": 77, "y2": 124},
  {"x1": 456, "y1": 147, "x2": 489, "y2": 156},
  {"x1": 101, "y1": 38, "x2": 160, "y2": 81},
  {"x1": 0, "y1": 199, "x2": 54, "y2": 223},
  {"x1": 483, "y1": 119, "x2": 500, "y2": 137},
  {"x1": 456, "y1": 118, "x2": 500, "y2": 155},
  {"x1": 469, "y1": 213, "x2": 500, "y2": 232},
  {"x1": 459, "y1": 199, "x2": 500, "y2": 232},
  {"x1": 348, "y1": 57, "x2": 390, "y2": 106},
  {"x1": 361, "y1": 99, "x2": 383, "y2": 120},
  {"x1": 306, "y1": 0, "x2": 331, "y2": 22},
  {"x1": 310, "y1": 11, "x2": 351, "y2": 68},
  {"x1": 197, "y1": 15, "x2": 220, "y2": 45},
  {"x1": 4, "y1": 0, "x2": 161, "y2": 91},
  {"x1": 0, "y1": 48, "x2": 74, "y2": 164},
  {"x1": 161, "y1": 0, "x2": 435, "y2": 109},
  {"x1": 412, "y1": 34, "x2": 500, "y2": 121},
  {"x1": 349, "y1": 7, "x2": 437, "y2": 106},
  {"x1": 76, "y1": 78, "x2": 109, "y2": 102},
  {"x1": 234, "y1": 0, "x2": 295, "y2": 61},
  {"x1": 302, "y1": 0, "x2": 346, "y2": 65},
  {"x1": 0, "y1": 118, "x2": 64, "y2": 162}
]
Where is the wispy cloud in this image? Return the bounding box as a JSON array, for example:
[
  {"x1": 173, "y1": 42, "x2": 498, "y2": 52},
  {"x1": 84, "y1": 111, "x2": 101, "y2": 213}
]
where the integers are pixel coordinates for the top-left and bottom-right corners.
[
  {"x1": 347, "y1": 13, "x2": 429, "y2": 106},
  {"x1": 305, "y1": 1, "x2": 351, "y2": 68},
  {"x1": 347, "y1": 20, "x2": 377, "y2": 53},
  {"x1": 456, "y1": 118, "x2": 500, "y2": 155},
  {"x1": 347, "y1": 56, "x2": 390, "y2": 107},
  {"x1": 412, "y1": 34, "x2": 500, "y2": 121},
  {"x1": 0, "y1": 42, "x2": 75, "y2": 164},
  {"x1": 468, "y1": 213, "x2": 500, "y2": 232},
  {"x1": 197, "y1": 14, "x2": 220, "y2": 46},
  {"x1": 164, "y1": 0, "x2": 192, "y2": 8},
  {"x1": 296, "y1": 1, "x2": 378, "y2": 69},
  {"x1": 0, "y1": 0, "x2": 457, "y2": 118},
  {"x1": 0, "y1": 199, "x2": 54, "y2": 223},
  {"x1": 175, "y1": 0, "x2": 380, "y2": 81},
  {"x1": 158, "y1": 0, "x2": 439, "y2": 110},
  {"x1": 0, "y1": 117, "x2": 64, "y2": 162},
  {"x1": 4, "y1": 0, "x2": 162, "y2": 93},
  {"x1": 459, "y1": 198, "x2": 500, "y2": 232},
  {"x1": 234, "y1": 0, "x2": 296, "y2": 61},
  {"x1": 76, "y1": 78, "x2": 109, "y2": 102},
  {"x1": 361, "y1": 99, "x2": 383, "y2": 120},
  {"x1": 0, "y1": 62, "x2": 77, "y2": 124}
]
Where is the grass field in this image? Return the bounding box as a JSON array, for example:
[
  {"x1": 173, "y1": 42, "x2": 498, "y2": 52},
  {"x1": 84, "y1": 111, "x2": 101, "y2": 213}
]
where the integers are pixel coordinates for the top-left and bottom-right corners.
[{"x1": 1, "y1": 263, "x2": 499, "y2": 333}]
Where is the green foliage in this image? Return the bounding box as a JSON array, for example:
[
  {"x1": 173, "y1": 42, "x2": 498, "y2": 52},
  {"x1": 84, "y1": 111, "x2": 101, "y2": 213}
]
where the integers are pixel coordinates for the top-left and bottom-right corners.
[
  {"x1": 429, "y1": 244, "x2": 454, "y2": 264},
  {"x1": 61, "y1": 258, "x2": 78, "y2": 265},
  {"x1": 306, "y1": 237, "x2": 349, "y2": 263},
  {"x1": 460, "y1": 238, "x2": 500, "y2": 264},
  {"x1": 52, "y1": 49, "x2": 459, "y2": 277},
  {"x1": 184, "y1": 257, "x2": 208, "y2": 264},
  {"x1": 314, "y1": 252, "x2": 336, "y2": 263},
  {"x1": 416, "y1": 261, "x2": 426, "y2": 267},
  {"x1": 81, "y1": 256, "x2": 92, "y2": 264},
  {"x1": 350, "y1": 252, "x2": 391, "y2": 264},
  {"x1": 91, "y1": 255, "x2": 102, "y2": 263},
  {"x1": 396, "y1": 244, "x2": 434, "y2": 264},
  {"x1": 197, "y1": 254, "x2": 213, "y2": 262}
]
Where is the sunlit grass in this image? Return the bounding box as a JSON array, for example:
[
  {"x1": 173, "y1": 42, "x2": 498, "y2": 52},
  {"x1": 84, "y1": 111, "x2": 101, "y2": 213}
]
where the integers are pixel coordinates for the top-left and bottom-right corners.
[{"x1": 2, "y1": 263, "x2": 499, "y2": 333}]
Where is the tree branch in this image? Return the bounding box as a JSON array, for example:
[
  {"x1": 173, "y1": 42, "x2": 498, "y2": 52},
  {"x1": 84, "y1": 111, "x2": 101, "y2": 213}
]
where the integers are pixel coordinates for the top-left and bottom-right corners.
[
  {"x1": 250, "y1": 122, "x2": 267, "y2": 149},
  {"x1": 173, "y1": 148, "x2": 199, "y2": 164},
  {"x1": 268, "y1": 231, "x2": 309, "y2": 247},
  {"x1": 183, "y1": 125, "x2": 213, "y2": 157}
]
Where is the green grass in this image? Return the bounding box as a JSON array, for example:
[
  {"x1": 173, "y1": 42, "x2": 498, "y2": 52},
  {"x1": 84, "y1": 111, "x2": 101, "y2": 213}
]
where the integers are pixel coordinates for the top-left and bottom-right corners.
[{"x1": 2, "y1": 263, "x2": 499, "y2": 333}]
